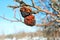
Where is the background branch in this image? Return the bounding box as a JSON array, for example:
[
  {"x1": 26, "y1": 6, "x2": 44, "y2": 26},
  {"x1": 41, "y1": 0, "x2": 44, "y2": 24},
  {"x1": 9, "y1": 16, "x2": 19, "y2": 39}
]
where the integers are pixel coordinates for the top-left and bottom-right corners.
[
  {"x1": 31, "y1": 0, "x2": 35, "y2": 7},
  {"x1": 0, "y1": 16, "x2": 19, "y2": 22}
]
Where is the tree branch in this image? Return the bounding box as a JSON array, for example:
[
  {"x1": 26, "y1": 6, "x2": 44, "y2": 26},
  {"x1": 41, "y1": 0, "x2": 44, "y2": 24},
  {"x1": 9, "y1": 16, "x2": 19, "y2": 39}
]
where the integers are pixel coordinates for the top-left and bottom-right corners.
[
  {"x1": 39, "y1": 0, "x2": 47, "y2": 10},
  {"x1": 14, "y1": 9, "x2": 20, "y2": 21},
  {"x1": 35, "y1": 21, "x2": 54, "y2": 27},
  {"x1": 0, "y1": 16, "x2": 23, "y2": 23},
  {"x1": 0, "y1": 16, "x2": 19, "y2": 22},
  {"x1": 8, "y1": 6, "x2": 19, "y2": 10},
  {"x1": 51, "y1": 4, "x2": 60, "y2": 14},
  {"x1": 31, "y1": 0, "x2": 35, "y2": 7}
]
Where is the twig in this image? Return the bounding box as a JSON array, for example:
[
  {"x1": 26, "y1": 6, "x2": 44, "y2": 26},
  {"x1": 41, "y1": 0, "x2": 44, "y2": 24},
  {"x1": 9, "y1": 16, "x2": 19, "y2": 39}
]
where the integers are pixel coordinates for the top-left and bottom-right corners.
[
  {"x1": 35, "y1": 21, "x2": 54, "y2": 27},
  {"x1": 0, "y1": 16, "x2": 19, "y2": 22},
  {"x1": 42, "y1": 15, "x2": 48, "y2": 24},
  {"x1": 8, "y1": 6, "x2": 19, "y2": 10},
  {"x1": 39, "y1": 0, "x2": 47, "y2": 10},
  {"x1": 14, "y1": 9, "x2": 20, "y2": 21},
  {"x1": 31, "y1": 0, "x2": 35, "y2": 7},
  {"x1": 18, "y1": 0, "x2": 57, "y2": 17},
  {"x1": 29, "y1": 5, "x2": 58, "y2": 17},
  {"x1": 51, "y1": 4, "x2": 60, "y2": 14},
  {"x1": 56, "y1": 20, "x2": 60, "y2": 22},
  {"x1": 8, "y1": 5, "x2": 23, "y2": 22}
]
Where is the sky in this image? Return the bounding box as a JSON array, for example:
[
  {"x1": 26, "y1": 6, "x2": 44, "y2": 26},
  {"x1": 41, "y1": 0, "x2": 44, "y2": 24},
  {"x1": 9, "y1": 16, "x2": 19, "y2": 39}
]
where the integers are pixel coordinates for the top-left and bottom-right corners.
[{"x1": 0, "y1": 0, "x2": 51, "y2": 35}]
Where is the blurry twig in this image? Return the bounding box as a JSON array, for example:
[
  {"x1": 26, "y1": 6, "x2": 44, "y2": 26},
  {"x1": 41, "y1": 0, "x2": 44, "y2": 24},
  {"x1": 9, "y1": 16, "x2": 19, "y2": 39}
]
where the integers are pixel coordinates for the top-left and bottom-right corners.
[
  {"x1": 0, "y1": 16, "x2": 19, "y2": 22},
  {"x1": 8, "y1": 6, "x2": 19, "y2": 10},
  {"x1": 31, "y1": 0, "x2": 35, "y2": 7},
  {"x1": 51, "y1": 4, "x2": 60, "y2": 14},
  {"x1": 56, "y1": 20, "x2": 60, "y2": 22},
  {"x1": 0, "y1": 15, "x2": 23, "y2": 23},
  {"x1": 35, "y1": 21, "x2": 54, "y2": 27},
  {"x1": 39, "y1": 0, "x2": 47, "y2": 10},
  {"x1": 14, "y1": 9, "x2": 20, "y2": 21}
]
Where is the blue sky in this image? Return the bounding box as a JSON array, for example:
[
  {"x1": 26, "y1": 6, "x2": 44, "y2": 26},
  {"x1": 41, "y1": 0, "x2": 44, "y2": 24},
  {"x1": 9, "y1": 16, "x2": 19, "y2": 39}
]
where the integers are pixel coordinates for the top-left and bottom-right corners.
[{"x1": 0, "y1": 0, "x2": 51, "y2": 35}]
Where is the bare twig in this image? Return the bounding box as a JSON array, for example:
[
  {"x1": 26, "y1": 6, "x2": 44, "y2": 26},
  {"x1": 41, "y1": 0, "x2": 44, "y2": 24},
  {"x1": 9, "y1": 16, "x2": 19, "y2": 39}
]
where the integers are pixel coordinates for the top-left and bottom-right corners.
[
  {"x1": 31, "y1": 0, "x2": 35, "y2": 6},
  {"x1": 56, "y1": 20, "x2": 60, "y2": 22},
  {"x1": 35, "y1": 21, "x2": 54, "y2": 27},
  {"x1": 39, "y1": 0, "x2": 47, "y2": 10},
  {"x1": 22, "y1": 0, "x2": 59, "y2": 17},
  {"x1": 51, "y1": 4, "x2": 60, "y2": 14},
  {"x1": 14, "y1": 9, "x2": 20, "y2": 21},
  {"x1": 0, "y1": 15, "x2": 23, "y2": 23},
  {"x1": 8, "y1": 5, "x2": 23, "y2": 22},
  {"x1": 30, "y1": 5, "x2": 58, "y2": 17},
  {"x1": 8, "y1": 6, "x2": 19, "y2": 10},
  {"x1": 0, "y1": 16, "x2": 19, "y2": 22}
]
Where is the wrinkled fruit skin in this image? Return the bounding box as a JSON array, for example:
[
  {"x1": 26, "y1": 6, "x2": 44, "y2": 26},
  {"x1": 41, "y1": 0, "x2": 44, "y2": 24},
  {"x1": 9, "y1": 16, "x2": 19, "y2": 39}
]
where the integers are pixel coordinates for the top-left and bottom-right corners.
[
  {"x1": 24, "y1": 15, "x2": 36, "y2": 26},
  {"x1": 20, "y1": 6, "x2": 36, "y2": 26},
  {"x1": 20, "y1": 6, "x2": 32, "y2": 18}
]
